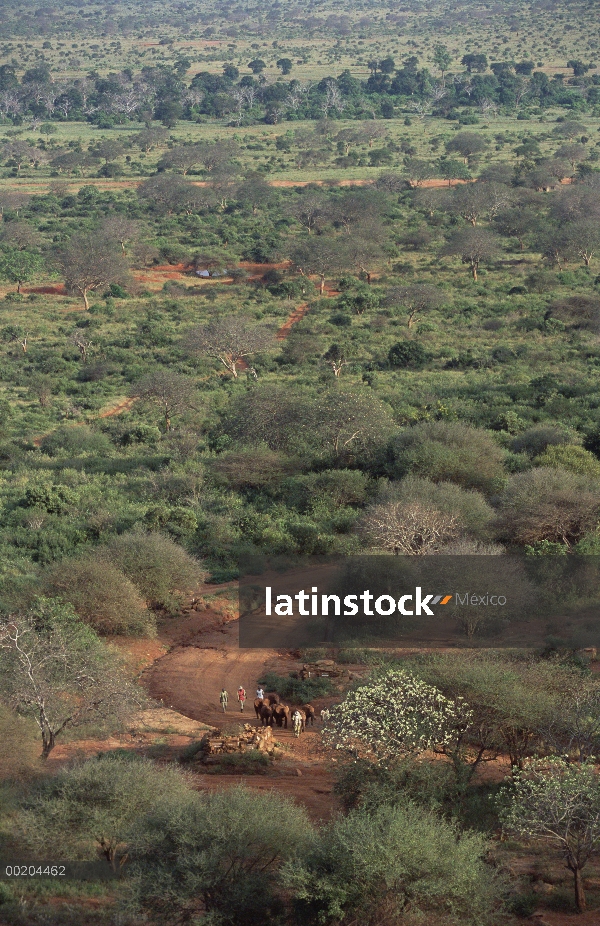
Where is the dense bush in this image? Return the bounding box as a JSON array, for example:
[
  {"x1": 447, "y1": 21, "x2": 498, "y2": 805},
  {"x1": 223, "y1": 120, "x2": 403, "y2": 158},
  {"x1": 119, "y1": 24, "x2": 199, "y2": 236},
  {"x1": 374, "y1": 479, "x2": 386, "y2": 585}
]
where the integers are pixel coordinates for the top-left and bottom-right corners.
[
  {"x1": 43, "y1": 555, "x2": 154, "y2": 635},
  {"x1": 39, "y1": 425, "x2": 112, "y2": 458},
  {"x1": 103, "y1": 530, "x2": 205, "y2": 611},
  {"x1": 386, "y1": 421, "x2": 506, "y2": 494}
]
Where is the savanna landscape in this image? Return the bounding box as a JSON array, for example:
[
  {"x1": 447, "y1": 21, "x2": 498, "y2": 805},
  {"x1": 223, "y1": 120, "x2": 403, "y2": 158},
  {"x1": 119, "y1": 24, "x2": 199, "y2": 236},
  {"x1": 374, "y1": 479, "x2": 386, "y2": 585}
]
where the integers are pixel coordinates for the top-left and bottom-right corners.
[{"x1": 2, "y1": 0, "x2": 600, "y2": 923}]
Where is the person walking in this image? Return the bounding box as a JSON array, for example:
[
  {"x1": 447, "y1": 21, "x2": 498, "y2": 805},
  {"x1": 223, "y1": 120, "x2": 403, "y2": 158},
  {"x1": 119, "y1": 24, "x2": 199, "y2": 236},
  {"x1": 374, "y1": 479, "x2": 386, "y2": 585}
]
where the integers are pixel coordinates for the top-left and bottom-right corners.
[
  {"x1": 292, "y1": 710, "x2": 303, "y2": 737},
  {"x1": 237, "y1": 686, "x2": 246, "y2": 712},
  {"x1": 219, "y1": 688, "x2": 228, "y2": 712}
]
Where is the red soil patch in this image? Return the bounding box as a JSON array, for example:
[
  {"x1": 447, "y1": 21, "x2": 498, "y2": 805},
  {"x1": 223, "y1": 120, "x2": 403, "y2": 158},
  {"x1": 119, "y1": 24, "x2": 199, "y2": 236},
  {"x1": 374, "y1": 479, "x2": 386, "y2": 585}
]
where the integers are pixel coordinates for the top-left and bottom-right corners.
[
  {"x1": 23, "y1": 283, "x2": 66, "y2": 295},
  {"x1": 98, "y1": 396, "x2": 137, "y2": 419},
  {"x1": 239, "y1": 260, "x2": 291, "y2": 280}
]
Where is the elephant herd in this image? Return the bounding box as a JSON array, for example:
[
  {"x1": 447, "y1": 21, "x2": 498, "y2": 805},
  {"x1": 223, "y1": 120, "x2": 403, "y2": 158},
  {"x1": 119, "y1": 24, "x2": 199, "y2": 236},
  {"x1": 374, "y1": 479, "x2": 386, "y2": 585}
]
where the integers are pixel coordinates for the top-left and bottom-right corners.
[{"x1": 254, "y1": 693, "x2": 317, "y2": 733}]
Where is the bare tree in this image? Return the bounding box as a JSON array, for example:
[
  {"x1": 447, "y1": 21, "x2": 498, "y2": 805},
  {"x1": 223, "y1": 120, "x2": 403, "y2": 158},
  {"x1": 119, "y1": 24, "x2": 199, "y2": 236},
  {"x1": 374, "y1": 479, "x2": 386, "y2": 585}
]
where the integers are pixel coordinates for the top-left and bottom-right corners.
[
  {"x1": 321, "y1": 79, "x2": 345, "y2": 117},
  {"x1": 56, "y1": 232, "x2": 130, "y2": 309},
  {"x1": 441, "y1": 227, "x2": 501, "y2": 281},
  {"x1": 0, "y1": 191, "x2": 30, "y2": 218},
  {"x1": 359, "y1": 501, "x2": 459, "y2": 555},
  {"x1": 0, "y1": 601, "x2": 145, "y2": 759},
  {"x1": 131, "y1": 370, "x2": 197, "y2": 431},
  {"x1": 70, "y1": 331, "x2": 93, "y2": 363},
  {"x1": 385, "y1": 284, "x2": 445, "y2": 328},
  {"x1": 448, "y1": 182, "x2": 512, "y2": 226},
  {"x1": 99, "y1": 215, "x2": 144, "y2": 255},
  {"x1": 186, "y1": 318, "x2": 274, "y2": 378},
  {"x1": 562, "y1": 219, "x2": 600, "y2": 268}
]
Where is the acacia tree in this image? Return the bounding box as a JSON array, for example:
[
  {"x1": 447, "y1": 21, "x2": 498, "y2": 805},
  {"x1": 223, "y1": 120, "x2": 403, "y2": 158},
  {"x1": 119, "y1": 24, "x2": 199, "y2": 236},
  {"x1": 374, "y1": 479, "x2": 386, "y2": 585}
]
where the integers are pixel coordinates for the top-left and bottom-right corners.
[
  {"x1": 2, "y1": 140, "x2": 38, "y2": 172},
  {"x1": 186, "y1": 317, "x2": 274, "y2": 378},
  {"x1": 323, "y1": 669, "x2": 472, "y2": 764},
  {"x1": 291, "y1": 237, "x2": 348, "y2": 294},
  {"x1": 385, "y1": 283, "x2": 445, "y2": 328},
  {"x1": 158, "y1": 143, "x2": 207, "y2": 175},
  {"x1": 448, "y1": 182, "x2": 512, "y2": 226},
  {"x1": 56, "y1": 232, "x2": 130, "y2": 308},
  {"x1": 562, "y1": 219, "x2": 600, "y2": 268},
  {"x1": 131, "y1": 370, "x2": 197, "y2": 431},
  {"x1": 442, "y1": 227, "x2": 501, "y2": 281},
  {"x1": 493, "y1": 203, "x2": 540, "y2": 251},
  {"x1": 127, "y1": 786, "x2": 311, "y2": 925},
  {"x1": 0, "y1": 599, "x2": 144, "y2": 759},
  {"x1": 445, "y1": 132, "x2": 488, "y2": 165},
  {"x1": 0, "y1": 248, "x2": 43, "y2": 293},
  {"x1": 500, "y1": 759, "x2": 600, "y2": 912}
]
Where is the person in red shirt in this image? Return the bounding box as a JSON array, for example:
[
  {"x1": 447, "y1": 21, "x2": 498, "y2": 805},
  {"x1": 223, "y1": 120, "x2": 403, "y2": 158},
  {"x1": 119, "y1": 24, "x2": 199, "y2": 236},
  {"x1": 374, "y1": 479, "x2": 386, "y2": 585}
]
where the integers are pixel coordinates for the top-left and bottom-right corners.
[{"x1": 237, "y1": 686, "x2": 246, "y2": 712}]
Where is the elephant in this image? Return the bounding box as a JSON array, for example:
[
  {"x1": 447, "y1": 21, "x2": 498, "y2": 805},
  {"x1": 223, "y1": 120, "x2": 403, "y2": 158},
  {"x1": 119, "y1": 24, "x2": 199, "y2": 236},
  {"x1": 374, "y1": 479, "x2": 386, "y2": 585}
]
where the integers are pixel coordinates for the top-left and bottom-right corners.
[
  {"x1": 304, "y1": 704, "x2": 316, "y2": 726},
  {"x1": 273, "y1": 704, "x2": 291, "y2": 728},
  {"x1": 265, "y1": 692, "x2": 280, "y2": 705},
  {"x1": 254, "y1": 698, "x2": 264, "y2": 719},
  {"x1": 260, "y1": 704, "x2": 274, "y2": 727}
]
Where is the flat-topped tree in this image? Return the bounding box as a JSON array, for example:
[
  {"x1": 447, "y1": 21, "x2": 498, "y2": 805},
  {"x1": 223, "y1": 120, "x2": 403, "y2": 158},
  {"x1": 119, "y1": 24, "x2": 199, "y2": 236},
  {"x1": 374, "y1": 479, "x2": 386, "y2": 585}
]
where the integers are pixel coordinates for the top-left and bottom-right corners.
[
  {"x1": 186, "y1": 317, "x2": 275, "y2": 378},
  {"x1": 445, "y1": 131, "x2": 488, "y2": 165},
  {"x1": 56, "y1": 231, "x2": 130, "y2": 309}
]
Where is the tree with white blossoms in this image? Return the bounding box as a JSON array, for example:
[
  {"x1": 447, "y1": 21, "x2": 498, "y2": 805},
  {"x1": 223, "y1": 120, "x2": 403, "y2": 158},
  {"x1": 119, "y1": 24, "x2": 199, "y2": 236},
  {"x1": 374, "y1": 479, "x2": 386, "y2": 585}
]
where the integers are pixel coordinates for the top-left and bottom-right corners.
[
  {"x1": 322, "y1": 669, "x2": 472, "y2": 764},
  {"x1": 499, "y1": 758, "x2": 600, "y2": 913}
]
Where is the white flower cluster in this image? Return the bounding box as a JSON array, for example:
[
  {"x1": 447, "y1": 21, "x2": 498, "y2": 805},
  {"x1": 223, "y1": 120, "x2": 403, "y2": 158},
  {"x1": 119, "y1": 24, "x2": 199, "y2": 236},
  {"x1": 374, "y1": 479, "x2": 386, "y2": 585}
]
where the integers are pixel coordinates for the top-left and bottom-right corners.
[{"x1": 322, "y1": 668, "x2": 472, "y2": 762}]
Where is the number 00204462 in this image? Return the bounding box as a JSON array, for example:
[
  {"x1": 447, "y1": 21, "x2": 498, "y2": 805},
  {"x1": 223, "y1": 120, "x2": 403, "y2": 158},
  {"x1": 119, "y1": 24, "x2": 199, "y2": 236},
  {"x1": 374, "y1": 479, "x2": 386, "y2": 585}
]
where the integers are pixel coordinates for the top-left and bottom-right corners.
[{"x1": 3, "y1": 865, "x2": 66, "y2": 877}]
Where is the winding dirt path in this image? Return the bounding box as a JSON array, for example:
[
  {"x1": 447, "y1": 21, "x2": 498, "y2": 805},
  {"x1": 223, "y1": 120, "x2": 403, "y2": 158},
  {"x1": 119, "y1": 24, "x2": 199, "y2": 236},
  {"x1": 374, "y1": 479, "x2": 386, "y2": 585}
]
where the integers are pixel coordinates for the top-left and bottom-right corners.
[{"x1": 276, "y1": 302, "x2": 310, "y2": 339}]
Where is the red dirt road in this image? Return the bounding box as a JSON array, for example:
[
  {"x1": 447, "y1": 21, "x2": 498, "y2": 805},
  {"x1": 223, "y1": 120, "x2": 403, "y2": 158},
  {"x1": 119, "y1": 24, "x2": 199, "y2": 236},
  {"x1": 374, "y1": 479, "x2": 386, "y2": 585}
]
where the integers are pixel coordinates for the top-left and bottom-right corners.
[{"x1": 138, "y1": 612, "x2": 338, "y2": 820}]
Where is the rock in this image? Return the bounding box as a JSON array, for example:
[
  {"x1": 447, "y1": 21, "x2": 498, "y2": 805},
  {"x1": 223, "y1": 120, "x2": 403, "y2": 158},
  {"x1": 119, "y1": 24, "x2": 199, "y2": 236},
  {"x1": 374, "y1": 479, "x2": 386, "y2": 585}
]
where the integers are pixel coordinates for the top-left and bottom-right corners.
[{"x1": 315, "y1": 659, "x2": 335, "y2": 667}]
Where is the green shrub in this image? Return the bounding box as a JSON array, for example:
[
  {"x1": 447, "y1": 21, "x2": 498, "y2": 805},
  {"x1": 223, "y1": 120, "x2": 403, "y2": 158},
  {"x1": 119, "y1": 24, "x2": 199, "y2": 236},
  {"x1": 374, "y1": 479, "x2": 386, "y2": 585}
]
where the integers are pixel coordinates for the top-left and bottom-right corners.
[
  {"x1": 40, "y1": 426, "x2": 112, "y2": 458},
  {"x1": 103, "y1": 530, "x2": 205, "y2": 611},
  {"x1": 43, "y1": 555, "x2": 155, "y2": 636},
  {"x1": 535, "y1": 444, "x2": 600, "y2": 477},
  {"x1": 387, "y1": 421, "x2": 506, "y2": 494},
  {"x1": 258, "y1": 671, "x2": 332, "y2": 702},
  {"x1": 388, "y1": 340, "x2": 429, "y2": 369}
]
